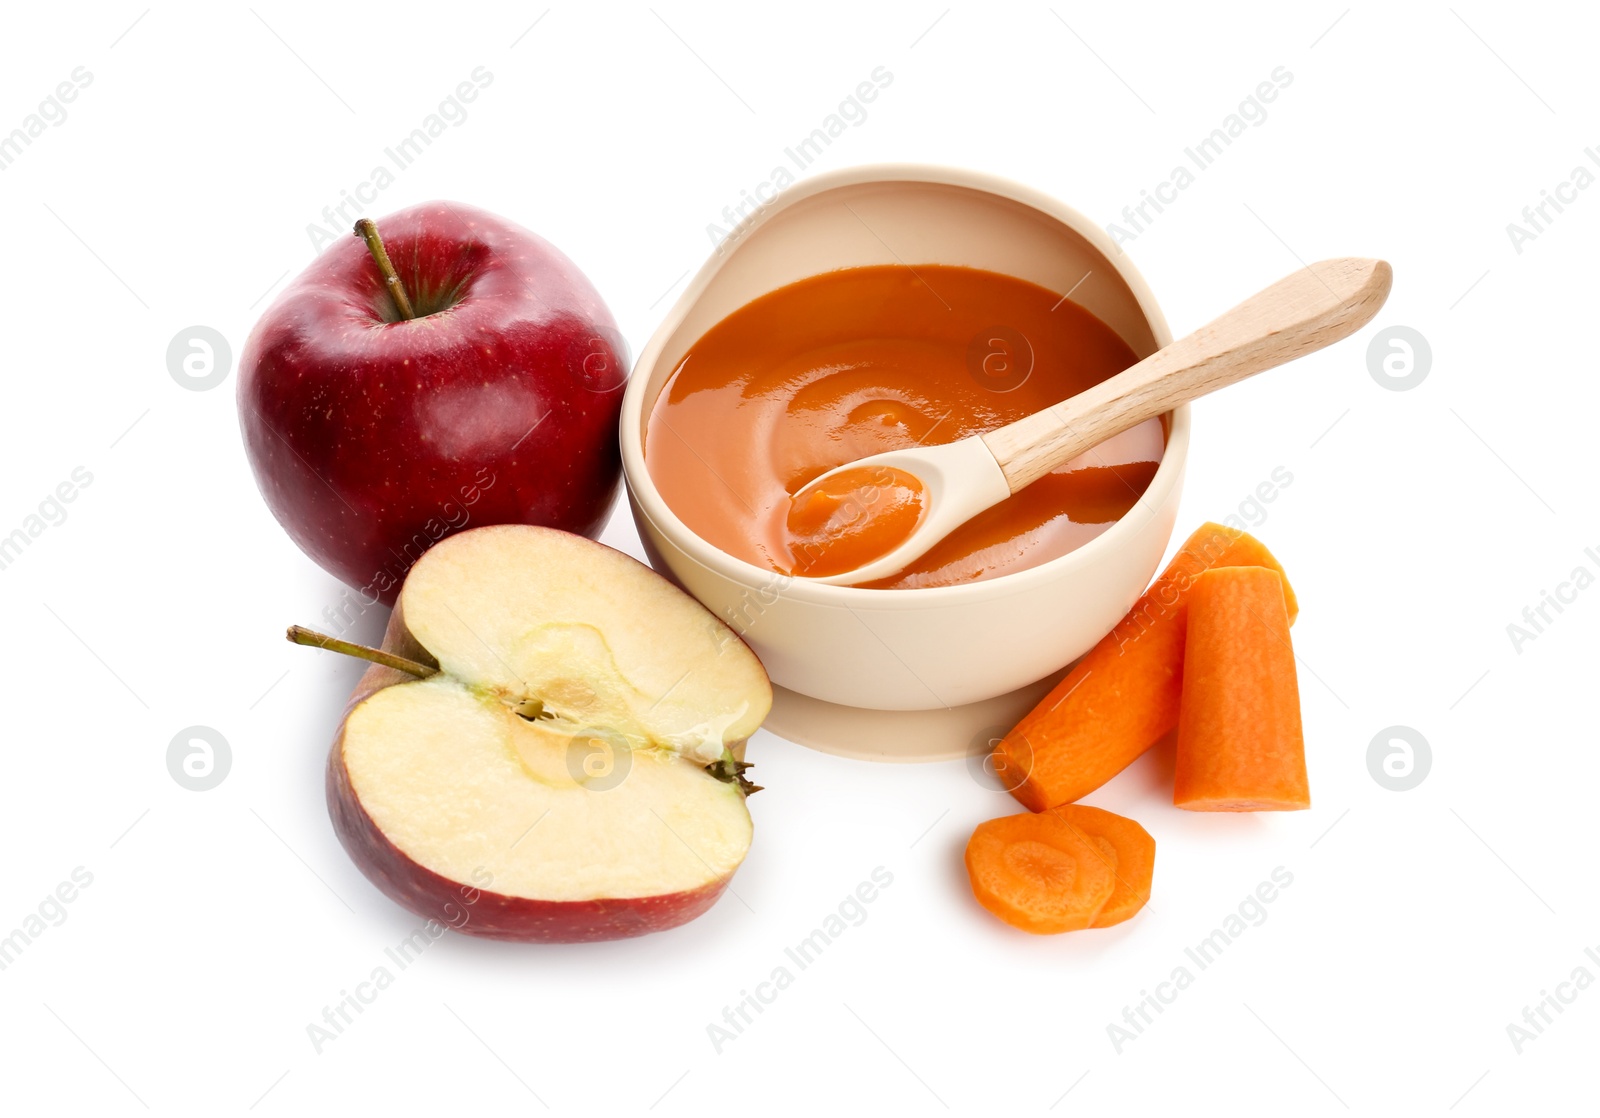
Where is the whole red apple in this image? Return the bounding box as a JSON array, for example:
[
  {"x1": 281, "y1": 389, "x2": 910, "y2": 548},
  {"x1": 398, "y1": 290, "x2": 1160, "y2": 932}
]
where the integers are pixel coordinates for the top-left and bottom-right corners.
[{"x1": 239, "y1": 201, "x2": 627, "y2": 606}]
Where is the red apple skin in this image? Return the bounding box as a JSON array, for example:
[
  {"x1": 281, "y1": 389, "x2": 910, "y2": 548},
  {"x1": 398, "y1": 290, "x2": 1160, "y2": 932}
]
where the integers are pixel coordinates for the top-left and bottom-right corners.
[
  {"x1": 239, "y1": 201, "x2": 627, "y2": 606},
  {"x1": 323, "y1": 606, "x2": 743, "y2": 943},
  {"x1": 327, "y1": 743, "x2": 732, "y2": 942}
]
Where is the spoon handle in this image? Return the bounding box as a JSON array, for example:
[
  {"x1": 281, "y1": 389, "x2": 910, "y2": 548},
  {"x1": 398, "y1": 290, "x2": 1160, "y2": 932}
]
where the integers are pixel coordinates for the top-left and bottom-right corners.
[{"x1": 981, "y1": 257, "x2": 1393, "y2": 493}]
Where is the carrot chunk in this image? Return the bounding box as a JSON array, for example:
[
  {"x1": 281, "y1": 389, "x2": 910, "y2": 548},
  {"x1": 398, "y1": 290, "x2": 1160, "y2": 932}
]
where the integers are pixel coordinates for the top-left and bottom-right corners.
[
  {"x1": 993, "y1": 523, "x2": 1297, "y2": 810},
  {"x1": 964, "y1": 813, "x2": 1116, "y2": 934},
  {"x1": 1173, "y1": 566, "x2": 1309, "y2": 811},
  {"x1": 1050, "y1": 804, "x2": 1156, "y2": 927}
]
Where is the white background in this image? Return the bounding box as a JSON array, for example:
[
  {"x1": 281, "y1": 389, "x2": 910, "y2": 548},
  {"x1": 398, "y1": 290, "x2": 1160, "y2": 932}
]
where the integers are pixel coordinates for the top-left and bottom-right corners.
[{"x1": 1, "y1": 2, "x2": 1594, "y2": 1113}]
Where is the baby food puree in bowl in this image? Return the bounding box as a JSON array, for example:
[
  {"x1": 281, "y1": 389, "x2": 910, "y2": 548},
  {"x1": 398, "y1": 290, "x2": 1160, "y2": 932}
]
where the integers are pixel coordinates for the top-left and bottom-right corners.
[{"x1": 620, "y1": 165, "x2": 1188, "y2": 760}]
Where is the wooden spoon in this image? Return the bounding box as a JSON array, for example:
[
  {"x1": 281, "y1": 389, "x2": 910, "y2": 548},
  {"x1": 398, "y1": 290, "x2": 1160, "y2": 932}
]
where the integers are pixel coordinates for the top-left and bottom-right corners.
[{"x1": 792, "y1": 257, "x2": 1392, "y2": 585}]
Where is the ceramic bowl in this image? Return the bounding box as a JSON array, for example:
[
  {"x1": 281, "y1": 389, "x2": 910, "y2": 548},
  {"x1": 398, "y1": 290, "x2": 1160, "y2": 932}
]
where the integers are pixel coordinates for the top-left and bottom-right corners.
[{"x1": 620, "y1": 164, "x2": 1186, "y2": 713}]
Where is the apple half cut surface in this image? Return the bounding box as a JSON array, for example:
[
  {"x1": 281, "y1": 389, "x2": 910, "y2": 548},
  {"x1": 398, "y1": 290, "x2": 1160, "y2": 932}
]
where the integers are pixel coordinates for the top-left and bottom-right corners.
[{"x1": 327, "y1": 525, "x2": 772, "y2": 942}]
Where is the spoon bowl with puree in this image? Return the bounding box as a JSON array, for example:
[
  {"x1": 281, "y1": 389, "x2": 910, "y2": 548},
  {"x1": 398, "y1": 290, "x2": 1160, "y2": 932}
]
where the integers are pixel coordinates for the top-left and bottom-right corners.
[{"x1": 786, "y1": 257, "x2": 1392, "y2": 585}]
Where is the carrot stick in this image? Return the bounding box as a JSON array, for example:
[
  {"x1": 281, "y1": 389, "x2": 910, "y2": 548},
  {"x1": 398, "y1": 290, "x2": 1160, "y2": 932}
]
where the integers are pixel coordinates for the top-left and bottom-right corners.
[
  {"x1": 964, "y1": 812, "x2": 1115, "y2": 934},
  {"x1": 993, "y1": 522, "x2": 1297, "y2": 811},
  {"x1": 1173, "y1": 566, "x2": 1309, "y2": 811},
  {"x1": 1050, "y1": 804, "x2": 1156, "y2": 927}
]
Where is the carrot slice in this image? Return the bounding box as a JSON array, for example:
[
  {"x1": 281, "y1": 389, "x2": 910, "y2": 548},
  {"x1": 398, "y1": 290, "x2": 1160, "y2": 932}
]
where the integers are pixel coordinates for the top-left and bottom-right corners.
[
  {"x1": 1174, "y1": 566, "x2": 1309, "y2": 811},
  {"x1": 1050, "y1": 804, "x2": 1156, "y2": 927},
  {"x1": 993, "y1": 522, "x2": 1297, "y2": 811},
  {"x1": 965, "y1": 813, "x2": 1116, "y2": 934}
]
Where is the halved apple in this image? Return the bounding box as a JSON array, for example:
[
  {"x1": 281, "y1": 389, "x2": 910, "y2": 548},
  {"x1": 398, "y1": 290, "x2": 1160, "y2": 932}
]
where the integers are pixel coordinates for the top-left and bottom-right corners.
[{"x1": 323, "y1": 525, "x2": 772, "y2": 942}]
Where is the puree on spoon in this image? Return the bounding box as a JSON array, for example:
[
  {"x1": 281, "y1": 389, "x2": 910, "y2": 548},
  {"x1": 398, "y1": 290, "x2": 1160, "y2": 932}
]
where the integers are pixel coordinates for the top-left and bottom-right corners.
[
  {"x1": 645, "y1": 264, "x2": 1162, "y2": 590},
  {"x1": 783, "y1": 465, "x2": 928, "y2": 578}
]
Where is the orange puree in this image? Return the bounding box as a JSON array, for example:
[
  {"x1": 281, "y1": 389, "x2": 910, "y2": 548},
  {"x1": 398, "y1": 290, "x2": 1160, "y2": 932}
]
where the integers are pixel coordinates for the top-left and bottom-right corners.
[
  {"x1": 645, "y1": 264, "x2": 1162, "y2": 590},
  {"x1": 785, "y1": 465, "x2": 927, "y2": 577}
]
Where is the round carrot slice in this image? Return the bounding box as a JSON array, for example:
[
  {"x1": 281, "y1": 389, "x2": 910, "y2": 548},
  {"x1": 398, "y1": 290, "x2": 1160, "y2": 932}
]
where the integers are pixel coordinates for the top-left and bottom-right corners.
[
  {"x1": 964, "y1": 813, "x2": 1116, "y2": 934},
  {"x1": 1050, "y1": 804, "x2": 1156, "y2": 927}
]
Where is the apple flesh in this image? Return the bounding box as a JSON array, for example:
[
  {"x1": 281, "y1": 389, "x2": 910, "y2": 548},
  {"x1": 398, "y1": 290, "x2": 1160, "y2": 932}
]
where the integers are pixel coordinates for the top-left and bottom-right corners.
[
  {"x1": 239, "y1": 201, "x2": 627, "y2": 606},
  {"x1": 326, "y1": 525, "x2": 771, "y2": 942}
]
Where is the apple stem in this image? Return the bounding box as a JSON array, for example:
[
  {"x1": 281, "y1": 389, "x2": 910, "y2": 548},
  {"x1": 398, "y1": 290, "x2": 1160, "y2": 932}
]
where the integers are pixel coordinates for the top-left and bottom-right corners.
[
  {"x1": 286, "y1": 625, "x2": 436, "y2": 679},
  {"x1": 353, "y1": 218, "x2": 416, "y2": 321}
]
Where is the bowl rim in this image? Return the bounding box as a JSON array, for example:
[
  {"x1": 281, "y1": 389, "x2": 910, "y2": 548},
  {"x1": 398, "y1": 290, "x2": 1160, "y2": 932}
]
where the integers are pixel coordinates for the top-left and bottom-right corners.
[{"x1": 620, "y1": 162, "x2": 1188, "y2": 610}]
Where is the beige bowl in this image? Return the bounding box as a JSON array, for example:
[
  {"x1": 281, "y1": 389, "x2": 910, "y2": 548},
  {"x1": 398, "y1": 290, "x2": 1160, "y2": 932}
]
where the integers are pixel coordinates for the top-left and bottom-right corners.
[{"x1": 621, "y1": 165, "x2": 1186, "y2": 716}]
